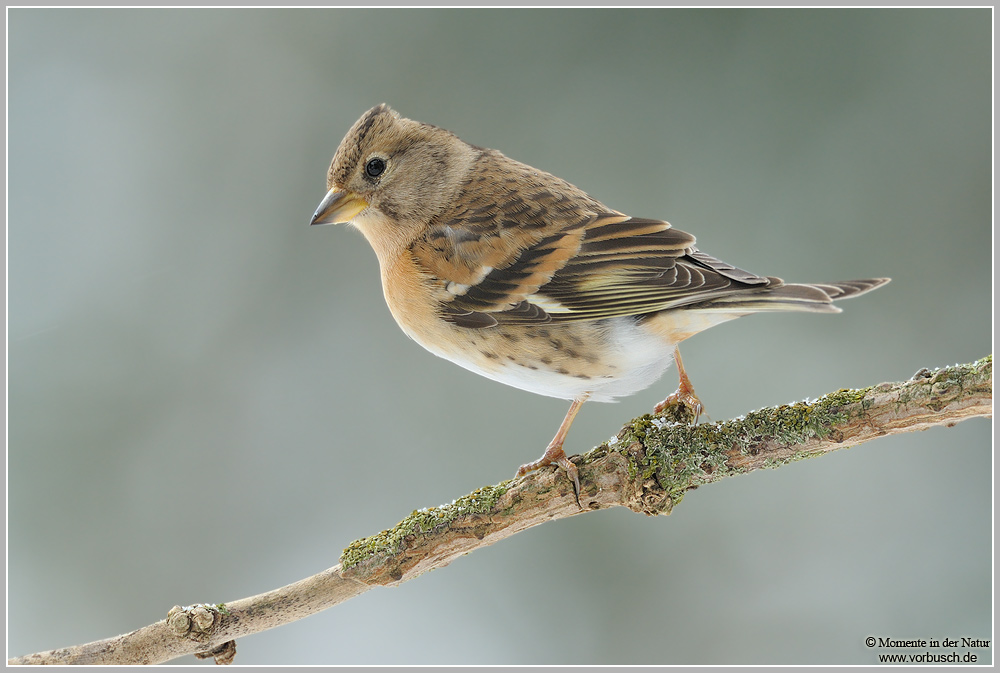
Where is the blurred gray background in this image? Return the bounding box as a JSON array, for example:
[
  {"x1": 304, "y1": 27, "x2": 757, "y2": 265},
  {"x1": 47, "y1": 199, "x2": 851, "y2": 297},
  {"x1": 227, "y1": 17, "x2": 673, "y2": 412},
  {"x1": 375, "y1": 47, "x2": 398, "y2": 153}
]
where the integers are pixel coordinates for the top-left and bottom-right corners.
[{"x1": 8, "y1": 8, "x2": 991, "y2": 665}]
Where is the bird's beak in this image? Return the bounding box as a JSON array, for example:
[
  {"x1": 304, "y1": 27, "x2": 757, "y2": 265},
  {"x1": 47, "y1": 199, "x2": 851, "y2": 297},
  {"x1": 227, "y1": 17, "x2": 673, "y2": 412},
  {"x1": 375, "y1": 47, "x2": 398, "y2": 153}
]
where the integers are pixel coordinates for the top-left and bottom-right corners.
[{"x1": 310, "y1": 189, "x2": 369, "y2": 226}]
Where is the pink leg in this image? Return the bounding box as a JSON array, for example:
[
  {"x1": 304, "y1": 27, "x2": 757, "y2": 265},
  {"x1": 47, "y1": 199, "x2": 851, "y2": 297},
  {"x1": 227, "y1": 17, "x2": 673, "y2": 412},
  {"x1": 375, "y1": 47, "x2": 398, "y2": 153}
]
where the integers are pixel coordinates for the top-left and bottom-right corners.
[
  {"x1": 654, "y1": 346, "x2": 704, "y2": 421},
  {"x1": 517, "y1": 394, "x2": 589, "y2": 499}
]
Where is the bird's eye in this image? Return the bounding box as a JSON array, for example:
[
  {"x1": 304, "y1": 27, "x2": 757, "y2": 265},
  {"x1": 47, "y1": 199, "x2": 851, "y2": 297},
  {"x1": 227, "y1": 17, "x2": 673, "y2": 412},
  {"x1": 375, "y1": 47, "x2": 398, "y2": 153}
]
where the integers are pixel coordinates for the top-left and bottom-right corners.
[{"x1": 365, "y1": 157, "x2": 386, "y2": 178}]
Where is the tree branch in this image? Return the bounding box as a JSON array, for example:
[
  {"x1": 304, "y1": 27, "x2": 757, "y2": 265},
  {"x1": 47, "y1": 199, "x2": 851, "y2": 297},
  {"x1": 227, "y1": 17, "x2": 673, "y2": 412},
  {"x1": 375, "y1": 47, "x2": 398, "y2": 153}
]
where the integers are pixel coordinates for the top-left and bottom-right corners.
[{"x1": 10, "y1": 356, "x2": 991, "y2": 665}]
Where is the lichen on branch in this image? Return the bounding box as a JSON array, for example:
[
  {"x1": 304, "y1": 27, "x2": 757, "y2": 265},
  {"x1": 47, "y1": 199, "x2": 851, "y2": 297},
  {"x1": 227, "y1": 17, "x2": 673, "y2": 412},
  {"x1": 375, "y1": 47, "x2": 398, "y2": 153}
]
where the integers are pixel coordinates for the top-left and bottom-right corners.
[
  {"x1": 339, "y1": 355, "x2": 991, "y2": 583},
  {"x1": 9, "y1": 356, "x2": 991, "y2": 666}
]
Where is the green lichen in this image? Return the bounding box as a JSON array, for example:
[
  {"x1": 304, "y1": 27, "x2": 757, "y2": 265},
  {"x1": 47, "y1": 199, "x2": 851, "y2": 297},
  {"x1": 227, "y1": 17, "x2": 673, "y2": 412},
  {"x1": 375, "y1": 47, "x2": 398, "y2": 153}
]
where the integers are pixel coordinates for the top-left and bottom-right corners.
[
  {"x1": 339, "y1": 356, "x2": 991, "y2": 567},
  {"x1": 340, "y1": 482, "x2": 511, "y2": 570},
  {"x1": 608, "y1": 385, "x2": 873, "y2": 508},
  {"x1": 926, "y1": 355, "x2": 992, "y2": 390},
  {"x1": 898, "y1": 355, "x2": 991, "y2": 409}
]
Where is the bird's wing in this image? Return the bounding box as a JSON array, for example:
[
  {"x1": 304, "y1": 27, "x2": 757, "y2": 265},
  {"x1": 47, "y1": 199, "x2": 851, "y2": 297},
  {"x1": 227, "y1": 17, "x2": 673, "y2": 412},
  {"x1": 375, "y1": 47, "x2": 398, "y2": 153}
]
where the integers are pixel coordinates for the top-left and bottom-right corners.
[
  {"x1": 534, "y1": 220, "x2": 772, "y2": 322},
  {"x1": 409, "y1": 152, "x2": 769, "y2": 328}
]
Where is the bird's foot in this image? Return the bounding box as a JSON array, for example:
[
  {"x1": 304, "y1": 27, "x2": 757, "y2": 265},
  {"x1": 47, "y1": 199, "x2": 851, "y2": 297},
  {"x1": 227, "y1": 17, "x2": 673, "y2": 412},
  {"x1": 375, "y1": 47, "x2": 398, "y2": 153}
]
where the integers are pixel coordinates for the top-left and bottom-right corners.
[
  {"x1": 517, "y1": 442, "x2": 581, "y2": 507},
  {"x1": 655, "y1": 346, "x2": 704, "y2": 424},
  {"x1": 654, "y1": 386, "x2": 704, "y2": 424}
]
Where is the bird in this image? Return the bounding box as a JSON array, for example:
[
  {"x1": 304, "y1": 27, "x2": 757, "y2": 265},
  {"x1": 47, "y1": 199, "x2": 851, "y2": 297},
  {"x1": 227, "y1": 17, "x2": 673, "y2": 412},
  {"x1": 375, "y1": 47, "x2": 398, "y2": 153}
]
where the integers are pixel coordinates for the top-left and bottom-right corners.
[{"x1": 310, "y1": 104, "x2": 889, "y2": 499}]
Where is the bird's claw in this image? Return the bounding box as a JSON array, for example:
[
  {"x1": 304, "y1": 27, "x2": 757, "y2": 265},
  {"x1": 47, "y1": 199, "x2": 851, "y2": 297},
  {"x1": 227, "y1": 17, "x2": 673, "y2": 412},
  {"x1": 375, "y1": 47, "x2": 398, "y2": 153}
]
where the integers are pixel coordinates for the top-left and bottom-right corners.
[{"x1": 517, "y1": 447, "x2": 582, "y2": 508}]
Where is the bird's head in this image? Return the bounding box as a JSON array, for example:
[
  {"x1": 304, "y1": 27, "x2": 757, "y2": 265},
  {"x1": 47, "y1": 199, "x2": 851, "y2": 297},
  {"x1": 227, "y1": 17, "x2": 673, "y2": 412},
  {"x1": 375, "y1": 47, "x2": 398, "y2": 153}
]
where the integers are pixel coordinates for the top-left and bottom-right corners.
[{"x1": 311, "y1": 104, "x2": 478, "y2": 263}]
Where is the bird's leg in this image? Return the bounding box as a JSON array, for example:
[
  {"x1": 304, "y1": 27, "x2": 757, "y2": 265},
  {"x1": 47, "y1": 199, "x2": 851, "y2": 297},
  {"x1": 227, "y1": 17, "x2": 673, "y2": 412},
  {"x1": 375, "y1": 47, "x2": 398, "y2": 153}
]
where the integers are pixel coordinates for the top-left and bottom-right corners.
[
  {"x1": 654, "y1": 346, "x2": 704, "y2": 422},
  {"x1": 517, "y1": 394, "x2": 589, "y2": 502}
]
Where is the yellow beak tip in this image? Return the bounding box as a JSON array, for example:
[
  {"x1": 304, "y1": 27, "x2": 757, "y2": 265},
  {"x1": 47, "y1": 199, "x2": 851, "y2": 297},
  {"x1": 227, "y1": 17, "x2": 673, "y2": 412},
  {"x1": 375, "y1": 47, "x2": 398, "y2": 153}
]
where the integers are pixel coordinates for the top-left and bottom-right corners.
[{"x1": 311, "y1": 190, "x2": 369, "y2": 226}]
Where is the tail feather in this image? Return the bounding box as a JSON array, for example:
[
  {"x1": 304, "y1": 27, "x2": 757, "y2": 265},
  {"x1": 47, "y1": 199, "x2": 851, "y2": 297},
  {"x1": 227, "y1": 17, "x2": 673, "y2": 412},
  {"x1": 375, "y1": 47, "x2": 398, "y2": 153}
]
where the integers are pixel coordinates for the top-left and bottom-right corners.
[
  {"x1": 697, "y1": 277, "x2": 890, "y2": 314},
  {"x1": 807, "y1": 278, "x2": 892, "y2": 300}
]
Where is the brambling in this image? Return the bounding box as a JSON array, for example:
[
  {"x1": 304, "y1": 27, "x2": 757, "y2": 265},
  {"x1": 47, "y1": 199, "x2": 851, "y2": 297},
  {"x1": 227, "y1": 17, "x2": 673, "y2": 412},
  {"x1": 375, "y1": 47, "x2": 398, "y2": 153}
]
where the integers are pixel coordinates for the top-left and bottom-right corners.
[{"x1": 311, "y1": 104, "x2": 889, "y2": 497}]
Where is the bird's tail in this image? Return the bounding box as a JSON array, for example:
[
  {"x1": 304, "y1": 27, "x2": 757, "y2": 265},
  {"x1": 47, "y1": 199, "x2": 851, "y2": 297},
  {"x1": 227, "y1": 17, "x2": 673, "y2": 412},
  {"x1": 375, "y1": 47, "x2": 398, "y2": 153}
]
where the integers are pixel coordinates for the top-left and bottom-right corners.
[{"x1": 697, "y1": 277, "x2": 891, "y2": 314}]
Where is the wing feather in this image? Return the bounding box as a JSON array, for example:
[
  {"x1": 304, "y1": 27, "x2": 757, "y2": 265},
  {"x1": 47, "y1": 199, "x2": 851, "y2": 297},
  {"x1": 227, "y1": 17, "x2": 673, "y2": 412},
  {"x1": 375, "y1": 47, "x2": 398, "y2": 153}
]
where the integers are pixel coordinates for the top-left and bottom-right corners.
[{"x1": 409, "y1": 151, "x2": 775, "y2": 328}]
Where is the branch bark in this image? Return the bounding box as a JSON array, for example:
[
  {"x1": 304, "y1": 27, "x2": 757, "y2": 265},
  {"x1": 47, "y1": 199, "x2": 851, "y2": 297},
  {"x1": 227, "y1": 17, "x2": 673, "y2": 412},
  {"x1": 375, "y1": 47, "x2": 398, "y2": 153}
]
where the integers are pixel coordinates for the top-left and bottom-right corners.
[{"x1": 9, "y1": 356, "x2": 992, "y2": 665}]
